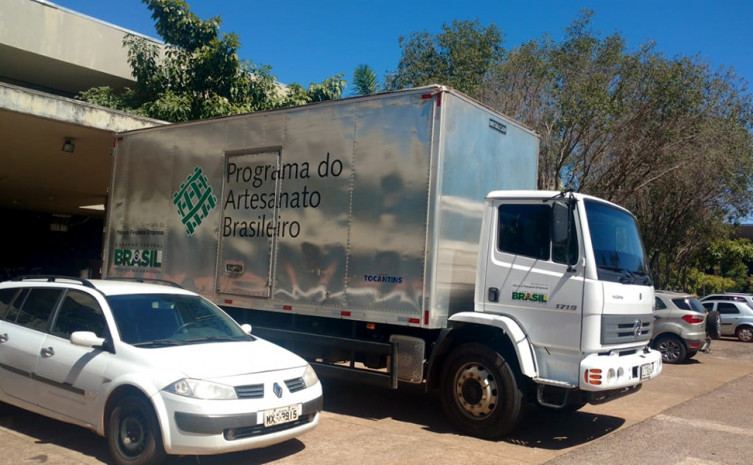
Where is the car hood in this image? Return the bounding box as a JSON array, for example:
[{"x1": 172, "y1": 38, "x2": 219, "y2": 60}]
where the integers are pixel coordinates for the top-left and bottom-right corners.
[{"x1": 143, "y1": 338, "x2": 307, "y2": 379}]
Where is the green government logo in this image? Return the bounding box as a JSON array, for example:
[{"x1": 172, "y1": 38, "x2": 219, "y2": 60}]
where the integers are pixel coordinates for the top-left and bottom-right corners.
[
  {"x1": 173, "y1": 166, "x2": 218, "y2": 235},
  {"x1": 512, "y1": 291, "x2": 548, "y2": 303},
  {"x1": 113, "y1": 249, "x2": 162, "y2": 268}
]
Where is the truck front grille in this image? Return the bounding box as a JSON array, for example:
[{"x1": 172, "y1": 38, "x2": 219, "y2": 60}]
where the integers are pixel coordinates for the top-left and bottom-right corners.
[{"x1": 601, "y1": 314, "x2": 652, "y2": 345}]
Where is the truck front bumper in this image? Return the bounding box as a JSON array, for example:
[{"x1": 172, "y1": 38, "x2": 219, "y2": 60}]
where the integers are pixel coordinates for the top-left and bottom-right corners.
[{"x1": 579, "y1": 346, "x2": 662, "y2": 392}]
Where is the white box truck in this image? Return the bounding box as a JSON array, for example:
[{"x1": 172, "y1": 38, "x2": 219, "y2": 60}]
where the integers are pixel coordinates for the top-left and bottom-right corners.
[{"x1": 103, "y1": 85, "x2": 661, "y2": 437}]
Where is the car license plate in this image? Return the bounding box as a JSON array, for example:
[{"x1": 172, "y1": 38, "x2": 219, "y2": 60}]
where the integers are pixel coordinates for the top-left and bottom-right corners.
[
  {"x1": 640, "y1": 362, "x2": 653, "y2": 379},
  {"x1": 263, "y1": 404, "x2": 302, "y2": 427}
]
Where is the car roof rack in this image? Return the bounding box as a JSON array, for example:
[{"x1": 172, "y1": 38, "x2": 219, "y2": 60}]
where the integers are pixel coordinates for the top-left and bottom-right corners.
[
  {"x1": 105, "y1": 277, "x2": 184, "y2": 288},
  {"x1": 12, "y1": 275, "x2": 96, "y2": 289}
]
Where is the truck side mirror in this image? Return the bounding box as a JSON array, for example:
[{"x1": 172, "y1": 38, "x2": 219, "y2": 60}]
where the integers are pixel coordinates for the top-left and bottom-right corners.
[
  {"x1": 552, "y1": 202, "x2": 569, "y2": 244},
  {"x1": 552, "y1": 200, "x2": 577, "y2": 271}
]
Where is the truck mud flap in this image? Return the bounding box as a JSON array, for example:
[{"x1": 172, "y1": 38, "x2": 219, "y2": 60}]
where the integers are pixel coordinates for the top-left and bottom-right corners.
[{"x1": 586, "y1": 383, "x2": 642, "y2": 405}]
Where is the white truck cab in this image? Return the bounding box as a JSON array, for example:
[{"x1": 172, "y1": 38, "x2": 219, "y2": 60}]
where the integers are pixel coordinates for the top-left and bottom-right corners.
[{"x1": 442, "y1": 190, "x2": 661, "y2": 434}]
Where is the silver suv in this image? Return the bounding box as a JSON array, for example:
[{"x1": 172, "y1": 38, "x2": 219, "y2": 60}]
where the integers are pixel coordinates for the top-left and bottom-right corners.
[
  {"x1": 701, "y1": 300, "x2": 753, "y2": 342},
  {"x1": 651, "y1": 291, "x2": 711, "y2": 363}
]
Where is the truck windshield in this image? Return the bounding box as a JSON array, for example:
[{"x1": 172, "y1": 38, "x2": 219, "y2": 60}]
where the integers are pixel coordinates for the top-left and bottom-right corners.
[{"x1": 584, "y1": 200, "x2": 652, "y2": 286}]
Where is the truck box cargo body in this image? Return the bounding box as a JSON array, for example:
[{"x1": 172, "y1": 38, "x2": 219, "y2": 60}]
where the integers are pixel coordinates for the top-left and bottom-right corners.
[
  {"x1": 104, "y1": 85, "x2": 661, "y2": 438},
  {"x1": 106, "y1": 86, "x2": 538, "y2": 329}
]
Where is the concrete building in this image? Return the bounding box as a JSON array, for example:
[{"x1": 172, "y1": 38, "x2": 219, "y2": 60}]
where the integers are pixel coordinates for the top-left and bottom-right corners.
[{"x1": 0, "y1": 0, "x2": 165, "y2": 278}]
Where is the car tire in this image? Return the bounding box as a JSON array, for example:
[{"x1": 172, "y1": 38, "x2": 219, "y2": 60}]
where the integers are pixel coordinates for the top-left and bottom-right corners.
[
  {"x1": 440, "y1": 343, "x2": 524, "y2": 438},
  {"x1": 706, "y1": 311, "x2": 722, "y2": 340},
  {"x1": 653, "y1": 334, "x2": 687, "y2": 364},
  {"x1": 107, "y1": 395, "x2": 167, "y2": 465},
  {"x1": 735, "y1": 326, "x2": 753, "y2": 343}
]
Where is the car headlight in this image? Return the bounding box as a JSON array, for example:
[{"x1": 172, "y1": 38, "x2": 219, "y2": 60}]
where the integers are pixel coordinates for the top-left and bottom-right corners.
[
  {"x1": 163, "y1": 379, "x2": 238, "y2": 400},
  {"x1": 302, "y1": 364, "x2": 319, "y2": 388}
]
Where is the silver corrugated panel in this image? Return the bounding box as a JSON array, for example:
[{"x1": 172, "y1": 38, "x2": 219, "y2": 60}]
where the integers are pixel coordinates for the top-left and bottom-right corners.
[{"x1": 104, "y1": 86, "x2": 540, "y2": 329}]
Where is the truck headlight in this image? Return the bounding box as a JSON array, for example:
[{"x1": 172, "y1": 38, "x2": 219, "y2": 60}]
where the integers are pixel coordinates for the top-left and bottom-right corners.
[
  {"x1": 164, "y1": 379, "x2": 238, "y2": 400},
  {"x1": 302, "y1": 364, "x2": 319, "y2": 388}
]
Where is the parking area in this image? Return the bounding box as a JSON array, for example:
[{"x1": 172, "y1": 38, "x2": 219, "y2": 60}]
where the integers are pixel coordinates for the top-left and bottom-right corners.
[{"x1": 2, "y1": 338, "x2": 752, "y2": 465}]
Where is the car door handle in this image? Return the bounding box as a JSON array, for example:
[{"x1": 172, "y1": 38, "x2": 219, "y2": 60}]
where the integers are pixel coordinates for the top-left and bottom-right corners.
[
  {"x1": 41, "y1": 347, "x2": 55, "y2": 358},
  {"x1": 0, "y1": 333, "x2": 7, "y2": 343}
]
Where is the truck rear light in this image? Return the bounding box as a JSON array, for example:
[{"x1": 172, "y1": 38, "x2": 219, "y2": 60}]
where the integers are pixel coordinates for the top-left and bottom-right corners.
[
  {"x1": 585, "y1": 368, "x2": 602, "y2": 386},
  {"x1": 682, "y1": 314, "x2": 704, "y2": 324}
]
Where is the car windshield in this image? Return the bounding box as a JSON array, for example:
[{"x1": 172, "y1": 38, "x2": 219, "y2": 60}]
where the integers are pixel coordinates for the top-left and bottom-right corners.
[
  {"x1": 106, "y1": 293, "x2": 250, "y2": 347},
  {"x1": 585, "y1": 200, "x2": 652, "y2": 286},
  {"x1": 672, "y1": 297, "x2": 705, "y2": 313}
]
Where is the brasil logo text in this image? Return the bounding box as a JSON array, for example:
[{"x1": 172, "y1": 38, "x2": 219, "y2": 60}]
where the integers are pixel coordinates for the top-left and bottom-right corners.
[
  {"x1": 113, "y1": 249, "x2": 163, "y2": 268},
  {"x1": 512, "y1": 292, "x2": 548, "y2": 303}
]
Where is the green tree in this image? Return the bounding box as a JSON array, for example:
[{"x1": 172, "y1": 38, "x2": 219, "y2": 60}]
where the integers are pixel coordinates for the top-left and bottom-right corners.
[
  {"x1": 384, "y1": 19, "x2": 503, "y2": 99},
  {"x1": 481, "y1": 11, "x2": 753, "y2": 291},
  {"x1": 351, "y1": 64, "x2": 380, "y2": 96},
  {"x1": 78, "y1": 0, "x2": 345, "y2": 121}
]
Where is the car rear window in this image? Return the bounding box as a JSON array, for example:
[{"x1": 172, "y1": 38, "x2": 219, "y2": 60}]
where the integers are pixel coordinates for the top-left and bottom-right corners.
[{"x1": 671, "y1": 297, "x2": 705, "y2": 313}]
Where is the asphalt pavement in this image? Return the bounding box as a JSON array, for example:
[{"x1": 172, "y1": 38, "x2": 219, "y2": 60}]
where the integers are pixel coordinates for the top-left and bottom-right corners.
[
  {"x1": 1, "y1": 338, "x2": 752, "y2": 465},
  {"x1": 546, "y1": 338, "x2": 753, "y2": 465}
]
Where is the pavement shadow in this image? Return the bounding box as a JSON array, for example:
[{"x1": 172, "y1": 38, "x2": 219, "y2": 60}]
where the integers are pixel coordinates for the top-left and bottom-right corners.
[
  {"x1": 167, "y1": 439, "x2": 306, "y2": 464},
  {"x1": 505, "y1": 406, "x2": 626, "y2": 450},
  {"x1": 0, "y1": 402, "x2": 307, "y2": 465},
  {"x1": 0, "y1": 403, "x2": 111, "y2": 463},
  {"x1": 320, "y1": 377, "x2": 626, "y2": 450}
]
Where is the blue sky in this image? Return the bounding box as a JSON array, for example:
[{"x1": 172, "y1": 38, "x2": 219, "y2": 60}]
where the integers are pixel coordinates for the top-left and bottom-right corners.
[{"x1": 52, "y1": 0, "x2": 753, "y2": 95}]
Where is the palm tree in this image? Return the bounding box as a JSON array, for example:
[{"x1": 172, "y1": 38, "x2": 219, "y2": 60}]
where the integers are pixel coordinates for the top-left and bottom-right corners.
[{"x1": 352, "y1": 64, "x2": 379, "y2": 96}]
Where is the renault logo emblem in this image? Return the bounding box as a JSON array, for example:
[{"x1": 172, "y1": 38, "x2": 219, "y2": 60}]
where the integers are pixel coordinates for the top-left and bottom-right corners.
[
  {"x1": 633, "y1": 319, "x2": 642, "y2": 338},
  {"x1": 273, "y1": 382, "x2": 283, "y2": 398}
]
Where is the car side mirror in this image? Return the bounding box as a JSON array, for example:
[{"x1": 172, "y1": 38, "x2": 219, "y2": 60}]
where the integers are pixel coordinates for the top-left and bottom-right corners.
[
  {"x1": 71, "y1": 331, "x2": 106, "y2": 348},
  {"x1": 241, "y1": 323, "x2": 253, "y2": 335}
]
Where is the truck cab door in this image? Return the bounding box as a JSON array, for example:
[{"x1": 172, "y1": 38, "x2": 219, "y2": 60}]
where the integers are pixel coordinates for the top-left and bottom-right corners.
[{"x1": 483, "y1": 199, "x2": 586, "y2": 354}]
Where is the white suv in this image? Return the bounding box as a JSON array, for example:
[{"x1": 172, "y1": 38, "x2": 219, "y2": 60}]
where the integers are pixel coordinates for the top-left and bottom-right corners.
[{"x1": 0, "y1": 276, "x2": 322, "y2": 465}]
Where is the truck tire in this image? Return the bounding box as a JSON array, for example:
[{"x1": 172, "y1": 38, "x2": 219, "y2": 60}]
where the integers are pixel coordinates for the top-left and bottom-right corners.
[
  {"x1": 706, "y1": 311, "x2": 722, "y2": 340},
  {"x1": 440, "y1": 343, "x2": 524, "y2": 438}
]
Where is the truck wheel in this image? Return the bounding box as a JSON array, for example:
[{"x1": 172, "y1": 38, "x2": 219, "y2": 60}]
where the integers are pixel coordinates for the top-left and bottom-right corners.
[
  {"x1": 440, "y1": 343, "x2": 523, "y2": 438},
  {"x1": 736, "y1": 326, "x2": 753, "y2": 342},
  {"x1": 653, "y1": 335, "x2": 686, "y2": 364},
  {"x1": 107, "y1": 395, "x2": 166, "y2": 465}
]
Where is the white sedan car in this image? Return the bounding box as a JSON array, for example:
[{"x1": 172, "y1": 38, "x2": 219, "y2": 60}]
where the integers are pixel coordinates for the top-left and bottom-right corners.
[{"x1": 0, "y1": 276, "x2": 322, "y2": 465}]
